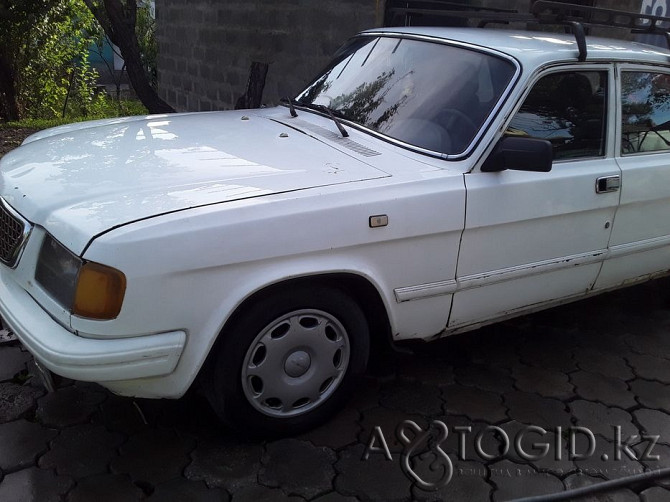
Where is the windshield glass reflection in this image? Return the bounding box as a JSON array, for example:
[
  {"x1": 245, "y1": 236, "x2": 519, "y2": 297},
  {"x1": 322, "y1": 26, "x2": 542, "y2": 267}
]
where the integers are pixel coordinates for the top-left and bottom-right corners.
[{"x1": 296, "y1": 36, "x2": 515, "y2": 155}]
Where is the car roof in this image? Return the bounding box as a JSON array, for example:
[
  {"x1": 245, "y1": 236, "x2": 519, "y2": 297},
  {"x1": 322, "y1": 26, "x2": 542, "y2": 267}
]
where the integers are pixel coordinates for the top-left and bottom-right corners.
[{"x1": 362, "y1": 27, "x2": 670, "y2": 69}]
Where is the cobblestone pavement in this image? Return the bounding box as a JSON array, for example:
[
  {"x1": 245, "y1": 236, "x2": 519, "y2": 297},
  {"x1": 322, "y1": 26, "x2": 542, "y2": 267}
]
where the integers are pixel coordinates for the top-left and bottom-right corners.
[{"x1": 1, "y1": 278, "x2": 670, "y2": 501}]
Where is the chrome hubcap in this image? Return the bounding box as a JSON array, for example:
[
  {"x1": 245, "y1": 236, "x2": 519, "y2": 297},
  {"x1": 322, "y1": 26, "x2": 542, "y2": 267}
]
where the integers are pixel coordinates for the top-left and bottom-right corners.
[{"x1": 241, "y1": 309, "x2": 350, "y2": 417}]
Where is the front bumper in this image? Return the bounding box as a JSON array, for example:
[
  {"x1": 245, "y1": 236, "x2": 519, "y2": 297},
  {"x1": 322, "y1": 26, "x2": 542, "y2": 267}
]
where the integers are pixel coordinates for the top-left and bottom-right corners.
[{"x1": 0, "y1": 266, "x2": 186, "y2": 382}]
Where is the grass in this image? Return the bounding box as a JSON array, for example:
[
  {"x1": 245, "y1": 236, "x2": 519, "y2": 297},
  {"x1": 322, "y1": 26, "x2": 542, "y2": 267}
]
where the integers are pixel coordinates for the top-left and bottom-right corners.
[{"x1": 0, "y1": 98, "x2": 149, "y2": 131}]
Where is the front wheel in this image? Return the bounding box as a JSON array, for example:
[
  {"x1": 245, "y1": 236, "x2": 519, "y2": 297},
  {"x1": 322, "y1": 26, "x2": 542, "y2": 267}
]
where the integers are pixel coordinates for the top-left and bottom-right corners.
[{"x1": 204, "y1": 286, "x2": 370, "y2": 436}]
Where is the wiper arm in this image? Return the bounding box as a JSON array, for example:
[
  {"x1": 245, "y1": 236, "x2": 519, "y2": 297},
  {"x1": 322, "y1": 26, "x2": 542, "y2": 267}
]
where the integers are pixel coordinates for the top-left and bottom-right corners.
[
  {"x1": 318, "y1": 105, "x2": 349, "y2": 138},
  {"x1": 295, "y1": 101, "x2": 350, "y2": 138},
  {"x1": 280, "y1": 97, "x2": 298, "y2": 118}
]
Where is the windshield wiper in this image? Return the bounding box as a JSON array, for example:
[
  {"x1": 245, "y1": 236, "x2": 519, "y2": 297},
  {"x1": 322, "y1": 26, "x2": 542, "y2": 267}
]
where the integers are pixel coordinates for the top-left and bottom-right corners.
[
  {"x1": 299, "y1": 103, "x2": 349, "y2": 138},
  {"x1": 320, "y1": 105, "x2": 349, "y2": 138},
  {"x1": 280, "y1": 97, "x2": 298, "y2": 118}
]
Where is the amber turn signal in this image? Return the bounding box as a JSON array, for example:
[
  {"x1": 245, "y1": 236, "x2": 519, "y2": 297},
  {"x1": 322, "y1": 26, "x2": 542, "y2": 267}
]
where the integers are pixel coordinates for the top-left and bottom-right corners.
[{"x1": 73, "y1": 262, "x2": 126, "y2": 320}]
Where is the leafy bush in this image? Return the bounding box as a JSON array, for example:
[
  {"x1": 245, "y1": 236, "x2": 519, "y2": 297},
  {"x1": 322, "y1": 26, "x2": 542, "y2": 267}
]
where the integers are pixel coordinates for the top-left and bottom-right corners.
[{"x1": 16, "y1": 0, "x2": 104, "y2": 119}]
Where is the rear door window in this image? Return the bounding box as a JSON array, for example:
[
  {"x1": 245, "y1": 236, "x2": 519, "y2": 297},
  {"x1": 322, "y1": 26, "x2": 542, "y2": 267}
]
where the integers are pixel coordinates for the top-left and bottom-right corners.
[{"x1": 621, "y1": 71, "x2": 670, "y2": 154}]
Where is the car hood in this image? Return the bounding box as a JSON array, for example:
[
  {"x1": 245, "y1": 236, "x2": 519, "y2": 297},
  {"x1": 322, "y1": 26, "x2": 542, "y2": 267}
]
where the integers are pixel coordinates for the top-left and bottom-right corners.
[{"x1": 0, "y1": 111, "x2": 389, "y2": 254}]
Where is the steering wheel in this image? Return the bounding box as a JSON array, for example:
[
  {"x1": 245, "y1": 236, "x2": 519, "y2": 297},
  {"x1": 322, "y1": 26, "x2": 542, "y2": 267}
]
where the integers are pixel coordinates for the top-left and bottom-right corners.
[
  {"x1": 437, "y1": 108, "x2": 479, "y2": 152},
  {"x1": 438, "y1": 108, "x2": 478, "y2": 133}
]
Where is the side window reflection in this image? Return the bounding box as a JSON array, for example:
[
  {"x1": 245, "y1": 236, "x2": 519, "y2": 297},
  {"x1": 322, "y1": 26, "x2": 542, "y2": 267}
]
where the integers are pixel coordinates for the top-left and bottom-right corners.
[
  {"x1": 507, "y1": 71, "x2": 607, "y2": 161},
  {"x1": 621, "y1": 72, "x2": 670, "y2": 154}
]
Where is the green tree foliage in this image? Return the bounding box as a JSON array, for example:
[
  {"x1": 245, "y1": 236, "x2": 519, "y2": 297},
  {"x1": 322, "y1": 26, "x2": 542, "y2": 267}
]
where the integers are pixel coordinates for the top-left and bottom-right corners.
[
  {"x1": 0, "y1": 0, "x2": 106, "y2": 120},
  {"x1": 135, "y1": 1, "x2": 157, "y2": 88},
  {"x1": 89, "y1": 1, "x2": 157, "y2": 102},
  {"x1": 83, "y1": 0, "x2": 173, "y2": 114}
]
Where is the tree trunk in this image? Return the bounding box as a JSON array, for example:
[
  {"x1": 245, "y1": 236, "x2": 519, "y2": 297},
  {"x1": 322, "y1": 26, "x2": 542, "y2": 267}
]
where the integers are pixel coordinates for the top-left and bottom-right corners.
[
  {"x1": 84, "y1": 0, "x2": 174, "y2": 114},
  {"x1": 235, "y1": 62, "x2": 269, "y2": 110},
  {"x1": 0, "y1": 53, "x2": 19, "y2": 121}
]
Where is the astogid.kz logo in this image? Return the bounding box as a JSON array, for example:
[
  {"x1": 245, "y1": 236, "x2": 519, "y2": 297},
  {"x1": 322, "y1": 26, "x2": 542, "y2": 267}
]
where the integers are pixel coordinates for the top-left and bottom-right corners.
[{"x1": 362, "y1": 420, "x2": 661, "y2": 491}]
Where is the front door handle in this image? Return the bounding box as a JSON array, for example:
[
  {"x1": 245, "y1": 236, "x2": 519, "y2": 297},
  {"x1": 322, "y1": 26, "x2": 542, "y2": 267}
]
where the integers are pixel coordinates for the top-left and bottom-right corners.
[{"x1": 596, "y1": 175, "x2": 620, "y2": 194}]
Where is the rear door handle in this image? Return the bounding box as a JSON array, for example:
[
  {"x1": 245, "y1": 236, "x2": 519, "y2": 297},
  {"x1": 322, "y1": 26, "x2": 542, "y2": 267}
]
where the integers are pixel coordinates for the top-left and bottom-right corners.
[{"x1": 596, "y1": 175, "x2": 620, "y2": 194}]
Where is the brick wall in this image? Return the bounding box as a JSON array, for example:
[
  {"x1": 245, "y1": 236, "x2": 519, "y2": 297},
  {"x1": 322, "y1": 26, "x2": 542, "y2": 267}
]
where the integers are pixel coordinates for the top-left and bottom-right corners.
[
  {"x1": 155, "y1": 0, "x2": 381, "y2": 112},
  {"x1": 155, "y1": 0, "x2": 648, "y2": 112}
]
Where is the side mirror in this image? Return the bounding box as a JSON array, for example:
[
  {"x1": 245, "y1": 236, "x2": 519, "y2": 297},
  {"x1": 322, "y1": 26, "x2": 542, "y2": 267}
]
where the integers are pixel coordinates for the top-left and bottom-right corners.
[{"x1": 481, "y1": 136, "x2": 553, "y2": 173}]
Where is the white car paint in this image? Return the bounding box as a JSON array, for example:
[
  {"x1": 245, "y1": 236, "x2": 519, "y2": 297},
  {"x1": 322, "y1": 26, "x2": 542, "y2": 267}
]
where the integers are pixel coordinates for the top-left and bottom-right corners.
[
  {"x1": 1, "y1": 28, "x2": 670, "y2": 401},
  {"x1": 1, "y1": 110, "x2": 391, "y2": 254}
]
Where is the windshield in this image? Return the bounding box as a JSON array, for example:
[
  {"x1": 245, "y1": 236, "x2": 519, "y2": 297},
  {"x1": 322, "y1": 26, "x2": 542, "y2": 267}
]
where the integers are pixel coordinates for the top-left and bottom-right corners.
[{"x1": 296, "y1": 36, "x2": 516, "y2": 156}]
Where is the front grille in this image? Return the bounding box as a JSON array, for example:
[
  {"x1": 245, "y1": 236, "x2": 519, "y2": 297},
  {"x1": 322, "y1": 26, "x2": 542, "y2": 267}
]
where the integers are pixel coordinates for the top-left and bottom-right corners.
[{"x1": 0, "y1": 199, "x2": 30, "y2": 268}]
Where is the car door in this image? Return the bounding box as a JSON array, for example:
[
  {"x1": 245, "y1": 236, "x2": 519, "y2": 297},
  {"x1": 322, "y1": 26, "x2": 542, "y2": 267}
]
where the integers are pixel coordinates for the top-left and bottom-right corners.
[
  {"x1": 448, "y1": 65, "x2": 620, "y2": 330},
  {"x1": 594, "y1": 65, "x2": 670, "y2": 289}
]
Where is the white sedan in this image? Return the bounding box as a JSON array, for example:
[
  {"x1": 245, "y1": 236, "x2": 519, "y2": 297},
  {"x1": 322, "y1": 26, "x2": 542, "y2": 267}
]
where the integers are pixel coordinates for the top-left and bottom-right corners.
[{"x1": 2, "y1": 26, "x2": 670, "y2": 434}]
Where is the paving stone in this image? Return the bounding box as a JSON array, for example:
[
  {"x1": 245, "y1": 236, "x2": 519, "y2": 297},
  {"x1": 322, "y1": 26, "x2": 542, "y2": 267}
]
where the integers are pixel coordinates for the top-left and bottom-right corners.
[
  {"x1": 35, "y1": 385, "x2": 107, "y2": 427},
  {"x1": 512, "y1": 364, "x2": 574, "y2": 400},
  {"x1": 570, "y1": 371, "x2": 637, "y2": 409},
  {"x1": 379, "y1": 381, "x2": 443, "y2": 416},
  {"x1": 311, "y1": 492, "x2": 359, "y2": 502},
  {"x1": 633, "y1": 409, "x2": 670, "y2": 446},
  {"x1": 562, "y1": 472, "x2": 638, "y2": 502},
  {"x1": 148, "y1": 478, "x2": 229, "y2": 501},
  {"x1": 185, "y1": 435, "x2": 263, "y2": 492},
  {"x1": 489, "y1": 459, "x2": 564, "y2": 501},
  {"x1": 390, "y1": 419, "x2": 458, "y2": 493},
  {"x1": 0, "y1": 346, "x2": 31, "y2": 381},
  {"x1": 0, "y1": 466, "x2": 73, "y2": 502},
  {"x1": 634, "y1": 442, "x2": 670, "y2": 485},
  {"x1": 570, "y1": 400, "x2": 638, "y2": 439},
  {"x1": 0, "y1": 419, "x2": 58, "y2": 471},
  {"x1": 476, "y1": 420, "x2": 576, "y2": 475},
  {"x1": 395, "y1": 354, "x2": 455, "y2": 386},
  {"x1": 430, "y1": 414, "x2": 491, "y2": 461},
  {"x1": 573, "y1": 348, "x2": 634, "y2": 381},
  {"x1": 67, "y1": 473, "x2": 145, "y2": 502},
  {"x1": 297, "y1": 407, "x2": 360, "y2": 450},
  {"x1": 574, "y1": 330, "x2": 632, "y2": 356},
  {"x1": 359, "y1": 406, "x2": 430, "y2": 454},
  {"x1": 526, "y1": 435, "x2": 577, "y2": 476},
  {"x1": 541, "y1": 308, "x2": 595, "y2": 331},
  {"x1": 624, "y1": 334, "x2": 670, "y2": 360},
  {"x1": 503, "y1": 390, "x2": 572, "y2": 428},
  {"x1": 585, "y1": 311, "x2": 650, "y2": 335},
  {"x1": 39, "y1": 423, "x2": 125, "y2": 477},
  {"x1": 259, "y1": 439, "x2": 336, "y2": 499},
  {"x1": 0, "y1": 382, "x2": 44, "y2": 423},
  {"x1": 627, "y1": 353, "x2": 670, "y2": 383},
  {"x1": 90, "y1": 395, "x2": 149, "y2": 435},
  {"x1": 231, "y1": 486, "x2": 304, "y2": 502},
  {"x1": 111, "y1": 428, "x2": 197, "y2": 486},
  {"x1": 454, "y1": 364, "x2": 514, "y2": 394},
  {"x1": 411, "y1": 459, "x2": 491, "y2": 502},
  {"x1": 143, "y1": 393, "x2": 221, "y2": 432},
  {"x1": 346, "y1": 376, "x2": 382, "y2": 412},
  {"x1": 630, "y1": 379, "x2": 670, "y2": 413},
  {"x1": 574, "y1": 437, "x2": 646, "y2": 480},
  {"x1": 641, "y1": 486, "x2": 670, "y2": 502},
  {"x1": 518, "y1": 342, "x2": 578, "y2": 373},
  {"x1": 442, "y1": 384, "x2": 507, "y2": 423},
  {"x1": 411, "y1": 335, "x2": 473, "y2": 367},
  {"x1": 335, "y1": 444, "x2": 412, "y2": 502},
  {"x1": 469, "y1": 338, "x2": 521, "y2": 370}
]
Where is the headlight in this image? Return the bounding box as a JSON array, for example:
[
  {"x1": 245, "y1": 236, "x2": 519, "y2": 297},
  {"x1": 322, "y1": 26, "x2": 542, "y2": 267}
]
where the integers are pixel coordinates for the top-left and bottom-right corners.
[
  {"x1": 36, "y1": 234, "x2": 126, "y2": 320},
  {"x1": 35, "y1": 235, "x2": 81, "y2": 308}
]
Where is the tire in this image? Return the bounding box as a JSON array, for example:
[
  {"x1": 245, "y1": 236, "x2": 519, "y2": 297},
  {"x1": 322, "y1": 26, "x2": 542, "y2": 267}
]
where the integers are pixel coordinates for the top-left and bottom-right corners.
[{"x1": 204, "y1": 286, "x2": 370, "y2": 436}]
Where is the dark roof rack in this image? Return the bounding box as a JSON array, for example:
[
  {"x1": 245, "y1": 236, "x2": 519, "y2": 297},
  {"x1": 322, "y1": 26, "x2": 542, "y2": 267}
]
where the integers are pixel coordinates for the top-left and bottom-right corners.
[
  {"x1": 385, "y1": 1, "x2": 531, "y2": 29},
  {"x1": 385, "y1": 0, "x2": 670, "y2": 62}
]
